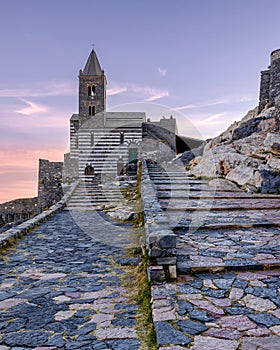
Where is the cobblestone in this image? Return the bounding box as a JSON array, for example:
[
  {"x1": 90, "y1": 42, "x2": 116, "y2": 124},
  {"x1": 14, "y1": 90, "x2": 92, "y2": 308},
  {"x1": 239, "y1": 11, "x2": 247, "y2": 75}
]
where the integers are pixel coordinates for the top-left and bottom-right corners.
[
  {"x1": 148, "y1": 163, "x2": 280, "y2": 349},
  {"x1": 0, "y1": 211, "x2": 141, "y2": 349}
]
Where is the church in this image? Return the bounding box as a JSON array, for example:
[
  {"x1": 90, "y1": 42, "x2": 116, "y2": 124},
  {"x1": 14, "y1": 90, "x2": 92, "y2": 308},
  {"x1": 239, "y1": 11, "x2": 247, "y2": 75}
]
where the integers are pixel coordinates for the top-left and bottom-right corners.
[
  {"x1": 64, "y1": 49, "x2": 184, "y2": 181},
  {"x1": 38, "y1": 49, "x2": 202, "y2": 210}
]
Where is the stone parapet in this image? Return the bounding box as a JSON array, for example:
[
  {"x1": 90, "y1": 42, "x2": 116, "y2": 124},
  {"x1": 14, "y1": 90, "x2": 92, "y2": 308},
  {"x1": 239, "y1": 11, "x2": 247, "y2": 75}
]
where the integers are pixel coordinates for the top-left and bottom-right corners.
[
  {"x1": 141, "y1": 159, "x2": 177, "y2": 282},
  {"x1": 0, "y1": 181, "x2": 79, "y2": 249}
]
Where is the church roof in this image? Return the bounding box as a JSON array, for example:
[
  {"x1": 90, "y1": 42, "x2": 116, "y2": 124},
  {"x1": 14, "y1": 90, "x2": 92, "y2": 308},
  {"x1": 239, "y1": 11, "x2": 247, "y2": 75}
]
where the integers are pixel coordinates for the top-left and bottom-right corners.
[
  {"x1": 70, "y1": 114, "x2": 79, "y2": 121},
  {"x1": 104, "y1": 112, "x2": 146, "y2": 128},
  {"x1": 79, "y1": 112, "x2": 146, "y2": 129},
  {"x1": 82, "y1": 49, "x2": 103, "y2": 76}
]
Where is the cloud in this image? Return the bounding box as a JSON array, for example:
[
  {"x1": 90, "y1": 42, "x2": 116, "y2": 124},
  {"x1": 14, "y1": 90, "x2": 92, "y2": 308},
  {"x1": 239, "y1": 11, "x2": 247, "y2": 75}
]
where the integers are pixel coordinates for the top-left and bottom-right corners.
[
  {"x1": 158, "y1": 67, "x2": 167, "y2": 77},
  {"x1": 107, "y1": 85, "x2": 127, "y2": 96},
  {"x1": 129, "y1": 84, "x2": 169, "y2": 101},
  {"x1": 172, "y1": 95, "x2": 255, "y2": 112},
  {"x1": 16, "y1": 99, "x2": 49, "y2": 115},
  {"x1": 108, "y1": 81, "x2": 169, "y2": 101},
  {"x1": 204, "y1": 112, "x2": 225, "y2": 122},
  {"x1": 172, "y1": 104, "x2": 197, "y2": 111}
]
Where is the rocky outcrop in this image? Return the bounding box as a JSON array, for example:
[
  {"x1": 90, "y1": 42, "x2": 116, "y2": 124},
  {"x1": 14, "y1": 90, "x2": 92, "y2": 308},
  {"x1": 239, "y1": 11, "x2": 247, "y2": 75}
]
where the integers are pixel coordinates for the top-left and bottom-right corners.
[{"x1": 189, "y1": 107, "x2": 280, "y2": 194}]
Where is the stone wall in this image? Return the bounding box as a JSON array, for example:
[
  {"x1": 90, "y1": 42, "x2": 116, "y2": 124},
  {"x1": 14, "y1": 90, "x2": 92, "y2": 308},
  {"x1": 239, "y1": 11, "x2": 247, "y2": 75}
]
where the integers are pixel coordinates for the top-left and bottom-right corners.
[
  {"x1": 259, "y1": 70, "x2": 270, "y2": 113},
  {"x1": 63, "y1": 153, "x2": 79, "y2": 182},
  {"x1": 141, "y1": 159, "x2": 177, "y2": 282},
  {"x1": 0, "y1": 197, "x2": 37, "y2": 229},
  {"x1": 259, "y1": 49, "x2": 280, "y2": 112},
  {"x1": 269, "y1": 53, "x2": 280, "y2": 107},
  {"x1": 37, "y1": 159, "x2": 63, "y2": 211}
]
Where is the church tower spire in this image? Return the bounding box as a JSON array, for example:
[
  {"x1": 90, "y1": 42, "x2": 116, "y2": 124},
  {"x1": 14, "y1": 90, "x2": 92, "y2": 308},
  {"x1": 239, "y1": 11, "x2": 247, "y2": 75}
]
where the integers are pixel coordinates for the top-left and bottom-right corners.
[{"x1": 79, "y1": 49, "x2": 106, "y2": 126}]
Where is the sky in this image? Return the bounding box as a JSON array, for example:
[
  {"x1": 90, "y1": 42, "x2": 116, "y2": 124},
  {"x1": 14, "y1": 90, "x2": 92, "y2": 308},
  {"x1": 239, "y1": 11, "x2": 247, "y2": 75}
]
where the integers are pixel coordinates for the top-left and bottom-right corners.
[{"x1": 1, "y1": 0, "x2": 280, "y2": 203}]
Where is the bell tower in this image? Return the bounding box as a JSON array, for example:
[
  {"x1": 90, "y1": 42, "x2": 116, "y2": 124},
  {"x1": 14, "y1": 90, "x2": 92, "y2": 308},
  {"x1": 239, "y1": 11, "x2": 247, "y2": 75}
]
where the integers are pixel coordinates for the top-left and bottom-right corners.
[{"x1": 79, "y1": 49, "x2": 106, "y2": 126}]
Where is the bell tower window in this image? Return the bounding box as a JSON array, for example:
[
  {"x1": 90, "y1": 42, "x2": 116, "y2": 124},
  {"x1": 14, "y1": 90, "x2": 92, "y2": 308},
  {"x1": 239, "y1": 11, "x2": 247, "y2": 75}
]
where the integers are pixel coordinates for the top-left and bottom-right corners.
[
  {"x1": 89, "y1": 105, "x2": 95, "y2": 116},
  {"x1": 88, "y1": 85, "x2": 96, "y2": 97}
]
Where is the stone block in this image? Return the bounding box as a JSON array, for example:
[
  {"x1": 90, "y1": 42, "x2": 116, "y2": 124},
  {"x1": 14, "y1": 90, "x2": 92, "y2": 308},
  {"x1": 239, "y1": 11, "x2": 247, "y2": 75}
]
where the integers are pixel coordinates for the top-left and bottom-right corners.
[
  {"x1": 158, "y1": 231, "x2": 176, "y2": 249},
  {"x1": 169, "y1": 265, "x2": 177, "y2": 279},
  {"x1": 156, "y1": 257, "x2": 177, "y2": 265},
  {"x1": 149, "y1": 247, "x2": 163, "y2": 258},
  {"x1": 148, "y1": 266, "x2": 165, "y2": 282}
]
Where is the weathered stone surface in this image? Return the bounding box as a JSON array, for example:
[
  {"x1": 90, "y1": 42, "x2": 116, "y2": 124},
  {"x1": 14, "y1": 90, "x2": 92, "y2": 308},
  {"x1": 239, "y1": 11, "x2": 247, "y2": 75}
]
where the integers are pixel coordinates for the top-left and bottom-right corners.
[
  {"x1": 95, "y1": 327, "x2": 137, "y2": 339},
  {"x1": 189, "y1": 106, "x2": 280, "y2": 193},
  {"x1": 189, "y1": 335, "x2": 239, "y2": 350},
  {"x1": 248, "y1": 313, "x2": 280, "y2": 327},
  {"x1": 219, "y1": 315, "x2": 257, "y2": 331},
  {"x1": 154, "y1": 321, "x2": 191, "y2": 346},
  {"x1": 205, "y1": 328, "x2": 242, "y2": 340},
  {"x1": 153, "y1": 307, "x2": 176, "y2": 321},
  {"x1": 177, "y1": 319, "x2": 208, "y2": 335},
  {"x1": 3, "y1": 330, "x2": 49, "y2": 347},
  {"x1": 0, "y1": 211, "x2": 141, "y2": 348},
  {"x1": 242, "y1": 294, "x2": 277, "y2": 312},
  {"x1": 241, "y1": 335, "x2": 280, "y2": 350}
]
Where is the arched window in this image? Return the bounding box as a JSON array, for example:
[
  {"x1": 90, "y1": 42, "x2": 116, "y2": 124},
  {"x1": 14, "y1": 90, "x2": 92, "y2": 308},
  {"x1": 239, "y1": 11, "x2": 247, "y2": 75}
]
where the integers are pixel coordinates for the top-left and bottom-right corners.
[
  {"x1": 89, "y1": 105, "x2": 95, "y2": 116},
  {"x1": 87, "y1": 85, "x2": 96, "y2": 97},
  {"x1": 85, "y1": 165, "x2": 94, "y2": 176},
  {"x1": 120, "y1": 131, "x2": 124, "y2": 144}
]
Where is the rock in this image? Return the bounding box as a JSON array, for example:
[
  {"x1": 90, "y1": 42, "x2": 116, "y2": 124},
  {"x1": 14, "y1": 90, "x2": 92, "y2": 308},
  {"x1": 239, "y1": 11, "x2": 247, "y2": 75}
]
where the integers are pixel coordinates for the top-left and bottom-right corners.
[
  {"x1": 189, "y1": 335, "x2": 239, "y2": 350},
  {"x1": 241, "y1": 335, "x2": 280, "y2": 350},
  {"x1": 3, "y1": 330, "x2": 49, "y2": 347},
  {"x1": 208, "y1": 178, "x2": 241, "y2": 192},
  {"x1": 189, "y1": 106, "x2": 280, "y2": 193},
  {"x1": 154, "y1": 321, "x2": 192, "y2": 346},
  {"x1": 177, "y1": 319, "x2": 208, "y2": 335},
  {"x1": 174, "y1": 143, "x2": 206, "y2": 166},
  {"x1": 248, "y1": 313, "x2": 280, "y2": 327}
]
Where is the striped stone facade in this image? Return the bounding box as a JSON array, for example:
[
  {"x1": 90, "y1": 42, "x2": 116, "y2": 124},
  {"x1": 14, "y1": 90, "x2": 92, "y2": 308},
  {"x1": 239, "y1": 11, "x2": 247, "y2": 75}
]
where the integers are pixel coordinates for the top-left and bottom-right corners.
[{"x1": 65, "y1": 50, "x2": 145, "y2": 180}]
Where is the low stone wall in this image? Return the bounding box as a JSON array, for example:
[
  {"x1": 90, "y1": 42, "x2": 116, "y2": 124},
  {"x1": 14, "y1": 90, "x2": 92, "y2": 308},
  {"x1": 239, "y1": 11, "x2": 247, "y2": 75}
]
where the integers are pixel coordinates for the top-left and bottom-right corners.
[
  {"x1": 0, "y1": 197, "x2": 38, "y2": 228},
  {"x1": 141, "y1": 159, "x2": 177, "y2": 281},
  {"x1": 0, "y1": 181, "x2": 79, "y2": 249}
]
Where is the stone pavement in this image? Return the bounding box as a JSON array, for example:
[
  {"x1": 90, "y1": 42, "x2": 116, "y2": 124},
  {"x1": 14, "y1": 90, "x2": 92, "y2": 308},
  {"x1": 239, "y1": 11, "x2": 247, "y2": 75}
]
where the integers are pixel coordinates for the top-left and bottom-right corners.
[
  {"x1": 0, "y1": 210, "x2": 141, "y2": 350},
  {"x1": 147, "y1": 162, "x2": 280, "y2": 349}
]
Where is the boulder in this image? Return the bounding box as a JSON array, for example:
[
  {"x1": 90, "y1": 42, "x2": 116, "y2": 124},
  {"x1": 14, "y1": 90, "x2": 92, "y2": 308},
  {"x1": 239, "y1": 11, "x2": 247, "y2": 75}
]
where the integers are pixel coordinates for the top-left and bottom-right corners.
[{"x1": 189, "y1": 106, "x2": 280, "y2": 193}]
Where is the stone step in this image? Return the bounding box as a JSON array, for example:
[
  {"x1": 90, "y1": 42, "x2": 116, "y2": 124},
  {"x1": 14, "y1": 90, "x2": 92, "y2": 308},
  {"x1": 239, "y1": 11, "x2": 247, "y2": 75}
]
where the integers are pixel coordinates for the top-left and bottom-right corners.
[
  {"x1": 176, "y1": 225, "x2": 280, "y2": 273},
  {"x1": 160, "y1": 198, "x2": 280, "y2": 211},
  {"x1": 163, "y1": 203, "x2": 280, "y2": 229},
  {"x1": 157, "y1": 191, "x2": 280, "y2": 199}
]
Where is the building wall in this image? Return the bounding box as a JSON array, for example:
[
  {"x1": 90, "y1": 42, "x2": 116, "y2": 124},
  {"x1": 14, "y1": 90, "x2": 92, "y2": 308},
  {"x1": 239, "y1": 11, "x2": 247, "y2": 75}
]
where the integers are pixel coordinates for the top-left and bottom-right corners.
[
  {"x1": 269, "y1": 51, "x2": 280, "y2": 107},
  {"x1": 37, "y1": 159, "x2": 63, "y2": 211},
  {"x1": 259, "y1": 70, "x2": 270, "y2": 113},
  {"x1": 77, "y1": 127, "x2": 142, "y2": 178}
]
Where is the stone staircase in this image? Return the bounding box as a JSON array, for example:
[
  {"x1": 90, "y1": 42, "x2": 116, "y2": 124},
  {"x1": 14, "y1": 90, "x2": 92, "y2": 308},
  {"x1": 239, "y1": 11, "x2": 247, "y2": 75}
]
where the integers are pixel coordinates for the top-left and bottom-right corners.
[
  {"x1": 146, "y1": 161, "x2": 280, "y2": 274},
  {"x1": 65, "y1": 179, "x2": 122, "y2": 211}
]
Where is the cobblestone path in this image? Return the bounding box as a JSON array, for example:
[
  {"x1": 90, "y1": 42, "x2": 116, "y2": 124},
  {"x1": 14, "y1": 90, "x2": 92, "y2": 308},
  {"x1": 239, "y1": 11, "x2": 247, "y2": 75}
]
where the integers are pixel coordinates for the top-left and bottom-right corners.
[
  {"x1": 148, "y1": 162, "x2": 280, "y2": 349},
  {"x1": 0, "y1": 210, "x2": 141, "y2": 350}
]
